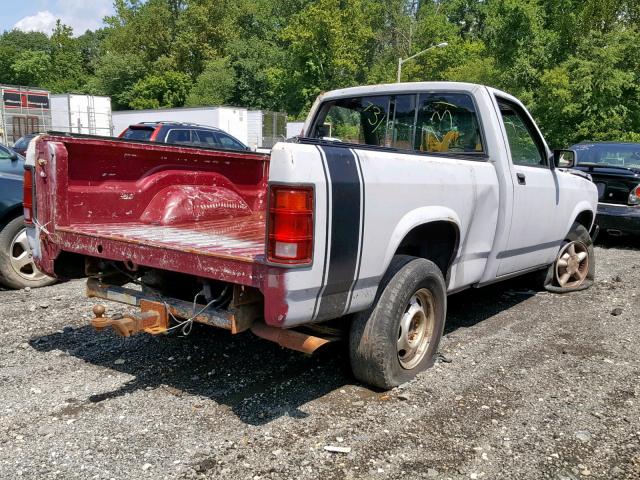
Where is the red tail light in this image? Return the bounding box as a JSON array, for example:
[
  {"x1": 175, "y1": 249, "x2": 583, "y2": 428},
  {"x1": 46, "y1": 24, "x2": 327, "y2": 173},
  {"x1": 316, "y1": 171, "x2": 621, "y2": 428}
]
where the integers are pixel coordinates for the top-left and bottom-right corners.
[
  {"x1": 267, "y1": 186, "x2": 313, "y2": 265},
  {"x1": 629, "y1": 184, "x2": 640, "y2": 205},
  {"x1": 23, "y1": 169, "x2": 34, "y2": 224}
]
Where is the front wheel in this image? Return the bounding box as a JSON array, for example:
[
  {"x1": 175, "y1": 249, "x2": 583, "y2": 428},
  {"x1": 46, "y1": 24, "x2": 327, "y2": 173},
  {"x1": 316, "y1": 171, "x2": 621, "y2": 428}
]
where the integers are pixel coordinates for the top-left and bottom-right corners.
[
  {"x1": 544, "y1": 223, "x2": 595, "y2": 293},
  {"x1": 0, "y1": 216, "x2": 55, "y2": 289},
  {"x1": 349, "y1": 256, "x2": 446, "y2": 389}
]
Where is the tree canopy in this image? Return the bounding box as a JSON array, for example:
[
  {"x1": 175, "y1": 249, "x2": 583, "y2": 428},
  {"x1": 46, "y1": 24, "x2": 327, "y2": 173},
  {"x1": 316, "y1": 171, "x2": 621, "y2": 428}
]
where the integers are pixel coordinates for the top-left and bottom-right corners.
[{"x1": 0, "y1": 0, "x2": 638, "y2": 145}]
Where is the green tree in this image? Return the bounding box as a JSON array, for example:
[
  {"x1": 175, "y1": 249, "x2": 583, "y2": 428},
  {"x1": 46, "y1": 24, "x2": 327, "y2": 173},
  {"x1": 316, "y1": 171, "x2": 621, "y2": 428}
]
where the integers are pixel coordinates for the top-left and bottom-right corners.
[
  {"x1": 47, "y1": 21, "x2": 87, "y2": 92},
  {"x1": 281, "y1": 0, "x2": 381, "y2": 114},
  {"x1": 10, "y1": 50, "x2": 51, "y2": 87},
  {"x1": 128, "y1": 71, "x2": 192, "y2": 109},
  {"x1": 186, "y1": 57, "x2": 235, "y2": 106},
  {"x1": 535, "y1": 27, "x2": 640, "y2": 146}
]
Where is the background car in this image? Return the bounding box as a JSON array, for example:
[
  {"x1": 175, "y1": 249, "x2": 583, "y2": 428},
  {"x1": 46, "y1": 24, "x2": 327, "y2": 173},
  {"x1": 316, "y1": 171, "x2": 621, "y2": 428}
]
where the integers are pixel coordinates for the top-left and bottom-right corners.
[
  {"x1": 0, "y1": 143, "x2": 55, "y2": 289},
  {"x1": 12, "y1": 133, "x2": 38, "y2": 157},
  {"x1": 572, "y1": 142, "x2": 640, "y2": 237},
  {"x1": 119, "y1": 122, "x2": 250, "y2": 151}
]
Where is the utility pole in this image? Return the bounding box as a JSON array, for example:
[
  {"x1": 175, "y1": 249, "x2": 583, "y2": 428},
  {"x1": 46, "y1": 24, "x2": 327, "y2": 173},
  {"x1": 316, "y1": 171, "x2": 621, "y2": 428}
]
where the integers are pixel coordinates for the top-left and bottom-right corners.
[{"x1": 397, "y1": 42, "x2": 448, "y2": 83}]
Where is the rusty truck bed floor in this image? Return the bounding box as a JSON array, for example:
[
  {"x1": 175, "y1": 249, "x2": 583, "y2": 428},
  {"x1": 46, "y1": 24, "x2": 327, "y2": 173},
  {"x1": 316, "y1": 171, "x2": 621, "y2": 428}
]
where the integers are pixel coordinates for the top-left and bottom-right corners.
[{"x1": 59, "y1": 214, "x2": 266, "y2": 262}]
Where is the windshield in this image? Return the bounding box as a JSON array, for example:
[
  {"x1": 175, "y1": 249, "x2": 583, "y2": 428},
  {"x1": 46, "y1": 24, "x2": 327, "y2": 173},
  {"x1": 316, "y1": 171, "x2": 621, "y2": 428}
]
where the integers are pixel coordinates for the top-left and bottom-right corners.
[{"x1": 574, "y1": 143, "x2": 640, "y2": 169}]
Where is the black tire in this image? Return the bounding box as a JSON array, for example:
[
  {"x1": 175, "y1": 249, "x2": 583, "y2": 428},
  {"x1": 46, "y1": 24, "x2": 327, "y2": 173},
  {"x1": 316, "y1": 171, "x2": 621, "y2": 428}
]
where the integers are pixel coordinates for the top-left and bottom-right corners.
[
  {"x1": 349, "y1": 255, "x2": 446, "y2": 389},
  {"x1": 0, "y1": 216, "x2": 55, "y2": 289},
  {"x1": 543, "y1": 222, "x2": 595, "y2": 293}
]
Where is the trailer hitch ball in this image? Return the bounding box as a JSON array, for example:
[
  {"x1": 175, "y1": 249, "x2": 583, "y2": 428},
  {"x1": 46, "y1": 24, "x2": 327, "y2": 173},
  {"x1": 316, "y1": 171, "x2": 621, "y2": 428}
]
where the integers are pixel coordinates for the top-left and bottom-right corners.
[
  {"x1": 89, "y1": 301, "x2": 168, "y2": 337},
  {"x1": 91, "y1": 304, "x2": 110, "y2": 330}
]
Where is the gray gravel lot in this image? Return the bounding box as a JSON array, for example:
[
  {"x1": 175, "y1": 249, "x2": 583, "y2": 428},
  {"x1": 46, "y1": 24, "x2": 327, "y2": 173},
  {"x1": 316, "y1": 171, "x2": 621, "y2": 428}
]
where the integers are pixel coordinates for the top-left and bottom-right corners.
[{"x1": 0, "y1": 239, "x2": 639, "y2": 479}]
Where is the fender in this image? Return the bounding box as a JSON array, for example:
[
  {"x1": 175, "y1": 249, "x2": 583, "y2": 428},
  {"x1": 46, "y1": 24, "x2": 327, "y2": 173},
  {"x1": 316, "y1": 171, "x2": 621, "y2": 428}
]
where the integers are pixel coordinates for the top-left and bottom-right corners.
[
  {"x1": 565, "y1": 200, "x2": 596, "y2": 236},
  {"x1": 381, "y1": 206, "x2": 462, "y2": 280}
]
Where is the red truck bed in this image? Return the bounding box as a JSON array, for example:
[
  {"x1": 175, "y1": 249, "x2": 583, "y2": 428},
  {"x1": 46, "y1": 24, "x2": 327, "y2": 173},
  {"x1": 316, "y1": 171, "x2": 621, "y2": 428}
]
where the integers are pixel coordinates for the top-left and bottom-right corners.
[{"x1": 31, "y1": 134, "x2": 270, "y2": 287}]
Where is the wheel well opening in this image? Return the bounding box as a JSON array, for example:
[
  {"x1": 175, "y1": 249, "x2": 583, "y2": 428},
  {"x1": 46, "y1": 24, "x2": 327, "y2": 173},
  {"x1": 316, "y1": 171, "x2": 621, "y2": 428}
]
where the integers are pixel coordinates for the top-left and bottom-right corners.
[
  {"x1": 0, "y1": 205, "x2": 23, "y2": 230},
  {"x1": 574, "y1": 211, "x2": 593, "y2": 231},
  {"x1": 395, "y1": 221, "x2": 459, "y2": 277}
]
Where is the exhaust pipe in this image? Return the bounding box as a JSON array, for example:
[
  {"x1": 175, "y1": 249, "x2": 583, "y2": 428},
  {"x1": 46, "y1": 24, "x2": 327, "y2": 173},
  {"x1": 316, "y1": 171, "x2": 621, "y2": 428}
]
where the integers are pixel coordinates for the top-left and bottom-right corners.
[{"x1": 251, "y1": 322, "x2": 332, "y2": 354}]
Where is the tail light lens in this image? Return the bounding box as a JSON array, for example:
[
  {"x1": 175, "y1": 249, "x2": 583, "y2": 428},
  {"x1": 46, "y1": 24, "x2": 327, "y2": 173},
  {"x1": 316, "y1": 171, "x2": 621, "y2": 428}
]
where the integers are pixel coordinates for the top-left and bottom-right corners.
[
  {"x1": 267, "y1": 186, "x2": 313, "y2": 265},
  {"x1": 629, "y1": 184, "x2": 640, "y2": 205},
  {"x1": 23, "y1": 168, "x2": 34, "y2": 224}
]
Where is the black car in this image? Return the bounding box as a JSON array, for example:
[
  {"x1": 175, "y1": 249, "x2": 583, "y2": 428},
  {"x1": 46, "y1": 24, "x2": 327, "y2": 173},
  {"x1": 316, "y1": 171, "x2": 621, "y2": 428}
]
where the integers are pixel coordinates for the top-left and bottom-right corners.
[
  {"x1": 12, "y1": 133, "x2": 38, "y2": 157},
  {"x1": 0, "y1": 144, "x2": 54, "y2": 288},
  {"x1": 118, "y1": 122, "x2": 250, "y2": 151},
  {"x1": 571, "y1": 142, "x2": 640, "y2": 236}
]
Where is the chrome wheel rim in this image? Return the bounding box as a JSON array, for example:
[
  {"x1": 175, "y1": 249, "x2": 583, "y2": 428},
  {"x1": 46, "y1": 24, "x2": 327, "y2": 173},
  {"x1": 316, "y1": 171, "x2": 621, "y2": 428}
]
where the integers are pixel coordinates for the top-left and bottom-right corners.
[
  {"x1": 555, "y1": 241, "x2": 589, "y2": 288},
  {"x1": 397, "y1": 288, "x2": 435, "y2": 370},
  {"x1": 10, "y1": 228, "x2": 48, "y2": 282}
]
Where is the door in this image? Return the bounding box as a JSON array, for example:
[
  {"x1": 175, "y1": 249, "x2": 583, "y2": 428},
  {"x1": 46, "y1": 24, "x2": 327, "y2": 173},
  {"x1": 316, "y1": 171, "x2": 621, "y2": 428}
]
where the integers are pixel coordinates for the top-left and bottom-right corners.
[{"x1": 496, "y1": 97, "x2": 562, "y2": 276}]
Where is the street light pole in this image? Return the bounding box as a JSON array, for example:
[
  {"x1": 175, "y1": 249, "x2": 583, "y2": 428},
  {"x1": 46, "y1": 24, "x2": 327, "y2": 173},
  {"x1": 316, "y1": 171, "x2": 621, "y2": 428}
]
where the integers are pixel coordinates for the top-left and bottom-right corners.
[{"x1": 396, "y1": 42, "x2": 449, "y2": 83}]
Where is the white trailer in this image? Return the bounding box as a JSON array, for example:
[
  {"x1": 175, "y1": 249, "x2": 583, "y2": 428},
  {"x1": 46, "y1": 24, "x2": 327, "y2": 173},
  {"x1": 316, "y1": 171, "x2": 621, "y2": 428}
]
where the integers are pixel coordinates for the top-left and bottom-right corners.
[
  {"x1": 286, "y1": 121, "x2": 305, "y2": 139},
  {"x1": 0, "y1": 85, "x2": 52, "y2": 144},
  {"x1": 247, "y1": 110, "x2": 287, "y2": 150},
  {"x1": 112, "y1": 106, "x2": 248, "y2": 144},
  {"x1": 50, "y1": 94, "x2": 112, "y2": 136}
]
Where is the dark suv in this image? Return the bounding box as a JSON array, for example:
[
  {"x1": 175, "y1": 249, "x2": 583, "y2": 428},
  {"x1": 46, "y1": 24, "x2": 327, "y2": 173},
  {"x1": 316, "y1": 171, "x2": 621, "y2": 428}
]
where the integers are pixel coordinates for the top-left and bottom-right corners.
[
  {"x1": 0, "y1": 143, "x2": 54, "y2": 289},
  {"x1": 119, "y1": 122, "x2": 249, "y2": 151}
]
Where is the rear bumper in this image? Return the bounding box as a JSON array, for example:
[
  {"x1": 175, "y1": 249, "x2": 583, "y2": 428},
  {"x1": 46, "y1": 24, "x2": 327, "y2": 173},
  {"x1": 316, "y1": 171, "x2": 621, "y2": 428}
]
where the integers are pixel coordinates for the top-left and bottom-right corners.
[{"x1": 596, "y1": 203, "x2": 640, "y2": 235}]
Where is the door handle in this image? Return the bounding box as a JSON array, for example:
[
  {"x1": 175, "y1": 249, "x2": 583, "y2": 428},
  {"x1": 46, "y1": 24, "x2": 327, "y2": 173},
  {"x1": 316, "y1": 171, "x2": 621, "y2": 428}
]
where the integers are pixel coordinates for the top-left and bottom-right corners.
[{"x1": 516, "y1": 172, "x2": 526, "y2": 185}]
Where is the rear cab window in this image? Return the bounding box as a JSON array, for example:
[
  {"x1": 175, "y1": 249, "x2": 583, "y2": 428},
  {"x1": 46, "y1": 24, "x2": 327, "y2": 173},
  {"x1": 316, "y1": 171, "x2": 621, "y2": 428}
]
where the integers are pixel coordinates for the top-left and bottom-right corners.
[{"x1": 310, "y1": 91, "x2": 485, "y2": 156}]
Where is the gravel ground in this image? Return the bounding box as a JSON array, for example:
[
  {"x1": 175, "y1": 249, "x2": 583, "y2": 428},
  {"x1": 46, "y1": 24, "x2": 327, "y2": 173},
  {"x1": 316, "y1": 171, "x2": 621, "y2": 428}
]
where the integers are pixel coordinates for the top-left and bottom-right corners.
[{"x1": 0, "y1": 239, "x2": 639, "y2": 480}]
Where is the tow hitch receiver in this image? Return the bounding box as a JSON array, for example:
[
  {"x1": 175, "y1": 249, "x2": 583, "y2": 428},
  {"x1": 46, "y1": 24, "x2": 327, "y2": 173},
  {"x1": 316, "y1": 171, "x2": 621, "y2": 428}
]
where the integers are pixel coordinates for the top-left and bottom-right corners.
[{"x1": 90, "y1": 300, "x2": 169, "y2": 337}]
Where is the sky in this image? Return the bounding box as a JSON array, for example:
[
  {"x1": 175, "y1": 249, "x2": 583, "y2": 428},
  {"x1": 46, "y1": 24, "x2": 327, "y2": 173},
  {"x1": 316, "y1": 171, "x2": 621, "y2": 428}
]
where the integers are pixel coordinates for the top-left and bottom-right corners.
[{"x1": 0, "y1": 0, "x2": 115, "y2": 36}]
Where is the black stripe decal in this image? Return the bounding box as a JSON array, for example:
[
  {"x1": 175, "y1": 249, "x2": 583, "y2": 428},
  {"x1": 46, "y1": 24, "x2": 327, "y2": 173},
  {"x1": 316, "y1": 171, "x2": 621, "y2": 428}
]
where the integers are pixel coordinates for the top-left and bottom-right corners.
[
  {"x1": 311, "y1": 145, "x2": 331, "y2": 321},
  {"x1": 345, "y1": 149, "x2": 366, "y2": 313},
  {"x1": 316, "y1": 145, "x2": 362, "y2": 320}
]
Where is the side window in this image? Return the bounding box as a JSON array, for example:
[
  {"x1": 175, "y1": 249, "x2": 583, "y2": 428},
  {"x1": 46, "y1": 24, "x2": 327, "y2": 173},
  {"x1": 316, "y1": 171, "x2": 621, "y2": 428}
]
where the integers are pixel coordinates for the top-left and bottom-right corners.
[
  {"x1": 498, "y1": 100, "x2": 546, "y2": 167},
  {"x1": 415, "y1": 93, "x2": 484, "y2": 153},
  {"x1": 165, "y1": 129, "x2": 193, "y2": 145},
  {"x1": 216, "y1": 133, "x2": 245, "y2": 150},
  {"x1": 195, "y1": 129, "x2": 218, "y2": 147},
  {"x1": 316, "y1": 95, "x2": 391, "y2": 146},
  {"x1": 0, "y1": 147, "x2": 12, "y2": 160}
]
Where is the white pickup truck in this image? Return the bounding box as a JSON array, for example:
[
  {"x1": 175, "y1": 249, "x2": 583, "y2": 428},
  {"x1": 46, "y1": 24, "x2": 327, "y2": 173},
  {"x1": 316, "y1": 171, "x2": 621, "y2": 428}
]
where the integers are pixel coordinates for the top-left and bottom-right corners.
[{"x1": 26, "y1": 82, "x2": 598, "y2": 388}]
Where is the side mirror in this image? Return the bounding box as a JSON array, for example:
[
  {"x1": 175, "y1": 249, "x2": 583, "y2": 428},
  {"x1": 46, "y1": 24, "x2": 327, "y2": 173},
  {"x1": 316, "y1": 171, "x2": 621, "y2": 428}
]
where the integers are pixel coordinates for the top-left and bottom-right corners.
[
  {"x1": 9, "y1": 152, "x2": 18, "y2": 161},
  {"x1": 554, "y1": 149, "x2": 576, "y2": 169}
]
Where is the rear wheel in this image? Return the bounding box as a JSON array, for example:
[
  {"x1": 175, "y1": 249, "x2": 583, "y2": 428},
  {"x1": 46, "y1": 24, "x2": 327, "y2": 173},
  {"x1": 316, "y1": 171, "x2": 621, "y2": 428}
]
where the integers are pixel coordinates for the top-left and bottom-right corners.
[
  {"x1": 0, "y1": 216, "x2": 55, "y2": 289},
  {"x1": 349, "y1": 255, "x2": 446, "y2": 389}
]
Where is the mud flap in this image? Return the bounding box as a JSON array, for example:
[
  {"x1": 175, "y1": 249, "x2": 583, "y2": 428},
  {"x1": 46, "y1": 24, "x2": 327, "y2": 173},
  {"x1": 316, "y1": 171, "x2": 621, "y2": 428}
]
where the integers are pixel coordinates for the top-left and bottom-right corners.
[{"x1": 543, "y1": 223, "x2": 595, "y2": 294}]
